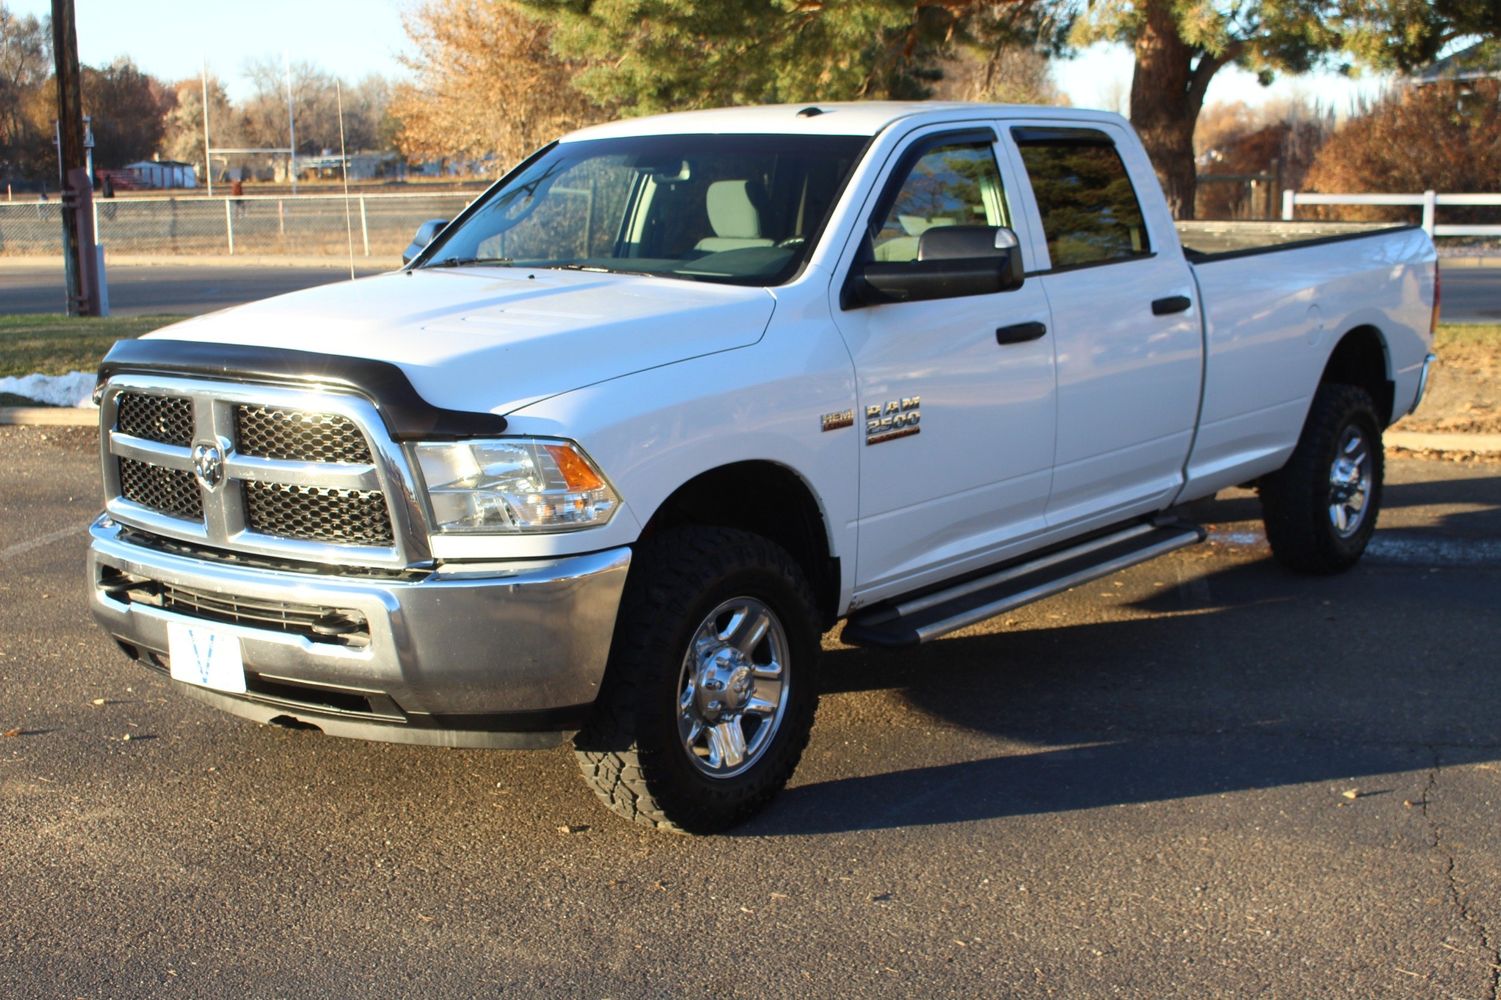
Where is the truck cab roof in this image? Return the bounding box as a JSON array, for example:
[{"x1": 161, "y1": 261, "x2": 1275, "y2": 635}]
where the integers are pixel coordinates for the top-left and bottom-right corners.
[{"x1": 562, "y1": 101, "x2": 1132, "y2": 141}]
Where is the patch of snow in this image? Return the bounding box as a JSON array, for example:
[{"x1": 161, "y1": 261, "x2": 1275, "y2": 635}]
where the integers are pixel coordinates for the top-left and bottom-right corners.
[{"x1": 0, "y1": 370, "x2": 97, "y2": 408}]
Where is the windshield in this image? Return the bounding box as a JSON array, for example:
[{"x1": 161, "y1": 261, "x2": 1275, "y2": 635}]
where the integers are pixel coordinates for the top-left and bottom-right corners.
[{"x1": 417, "y1": 133, "x2": 868, "y2": 286}]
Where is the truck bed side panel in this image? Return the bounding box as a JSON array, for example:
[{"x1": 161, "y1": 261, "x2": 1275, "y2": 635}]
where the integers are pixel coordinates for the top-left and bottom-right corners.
[{"x1": 1181, "y1": 227, "x2": 1435, "y2": 500}]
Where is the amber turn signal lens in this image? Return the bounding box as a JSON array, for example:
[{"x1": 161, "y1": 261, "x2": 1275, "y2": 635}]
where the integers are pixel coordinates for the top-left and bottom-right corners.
[{"x1": 543, "y1": 443, "x2": 605, "y2": 491}]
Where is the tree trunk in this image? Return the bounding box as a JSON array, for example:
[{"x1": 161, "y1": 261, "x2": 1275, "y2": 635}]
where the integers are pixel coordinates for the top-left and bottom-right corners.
[{"x1": 1129, "y1": 0, "x2": 1201, "y2": 220}]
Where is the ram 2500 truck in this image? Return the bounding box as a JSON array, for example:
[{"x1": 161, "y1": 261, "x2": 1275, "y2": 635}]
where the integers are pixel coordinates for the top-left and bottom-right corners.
[{"x1": 87, "y1": 103, "x2": 1438, "y2": 833}]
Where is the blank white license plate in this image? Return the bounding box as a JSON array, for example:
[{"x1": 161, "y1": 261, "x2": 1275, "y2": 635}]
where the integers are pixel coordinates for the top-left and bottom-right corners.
[{"x1": 167, "y1": 621, "x2": 246, "y2": 694}]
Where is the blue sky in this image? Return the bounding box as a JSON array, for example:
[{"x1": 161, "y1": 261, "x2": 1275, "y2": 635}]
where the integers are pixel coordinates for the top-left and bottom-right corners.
[
  {"x1": 9, "y1": 0, "x2": 416, "y2": 100},
  {"x1": 12, "y1": 0, "x2": 1388, "y2": 114}
]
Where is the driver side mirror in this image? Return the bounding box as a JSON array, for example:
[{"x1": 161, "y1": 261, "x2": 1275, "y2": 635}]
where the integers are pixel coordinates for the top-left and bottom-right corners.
[
  {"x1": 402, "y1": 218, "x2": 449, "y2": 265},
  {"x1": 843, "y1": 225, "x2": 1025, "y2": 309}
]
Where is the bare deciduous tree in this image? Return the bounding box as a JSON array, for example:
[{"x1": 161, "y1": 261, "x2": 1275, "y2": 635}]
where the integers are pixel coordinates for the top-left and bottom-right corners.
[
  {"x1": 933, "y1": 47, "x2": 1066, "y2": 106},
  {"x1": 82, "y1": 57, "x2": 175, "y2": 168},
  {"x1": 391, "y1": 0, "x2": 603, "y2": 173},
  {"x1": 160, "y1": 75, "x2": 242, "y2": 176},
  {"x1": 0, "y1": 2, "x2": 52, "y2": 182},
  {"x1": 1304, "y1": 81, "x2": 1501, "y2": 224},
  {"x1": 242, "y1": 57, "x2": 343, "y2": 155}
]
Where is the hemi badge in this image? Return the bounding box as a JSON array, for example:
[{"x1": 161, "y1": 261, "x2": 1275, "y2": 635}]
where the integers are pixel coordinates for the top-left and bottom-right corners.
[{"x1": 821, "y1": 409, "x2": 855, "y2": 432}]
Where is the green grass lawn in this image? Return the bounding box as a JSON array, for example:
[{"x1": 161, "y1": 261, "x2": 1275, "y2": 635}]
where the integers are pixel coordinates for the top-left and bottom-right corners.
[{"x1": 0, "y1": 314, "x2": 183, "y2": 380}]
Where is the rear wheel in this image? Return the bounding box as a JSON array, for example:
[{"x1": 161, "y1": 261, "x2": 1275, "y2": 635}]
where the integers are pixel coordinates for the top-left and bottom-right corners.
[
  {"x1": 574, "y1": 526, "x2": 820, "y2": 833},
  {"x1": 1259, "y1": 382, "x2": 1384, "y2": 574}
]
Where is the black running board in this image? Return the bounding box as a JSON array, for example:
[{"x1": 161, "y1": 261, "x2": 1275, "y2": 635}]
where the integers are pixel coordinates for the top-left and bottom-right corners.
[{"x1": 841, "y1": 520, "x2": 1205, "y2": 647}]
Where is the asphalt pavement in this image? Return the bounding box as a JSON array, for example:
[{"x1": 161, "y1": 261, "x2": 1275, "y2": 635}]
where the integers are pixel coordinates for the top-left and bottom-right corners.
[
  {"x1": 2, "y1": 427, "x2": 1498, "y2": 998},
  {"x1": 1442, "y1": 265, "x2": 1501, "y2": 323},
  {"x1": 0, "y1": 260, "x2": 388, "y2": 317}
]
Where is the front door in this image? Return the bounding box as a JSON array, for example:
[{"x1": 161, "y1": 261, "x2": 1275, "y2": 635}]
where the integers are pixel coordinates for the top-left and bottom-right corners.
[{"x1": 832, "y1": 128, "x2": 1058, "y2": 604}]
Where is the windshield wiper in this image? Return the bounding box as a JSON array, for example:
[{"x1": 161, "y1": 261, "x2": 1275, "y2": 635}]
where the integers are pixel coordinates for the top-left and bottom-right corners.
[
  {"x1": 425, "y1": 256, "x2": 515, "y2": 268},
  {"x1": 540, "y1": 263, "x2": 661, "y2": 277}
]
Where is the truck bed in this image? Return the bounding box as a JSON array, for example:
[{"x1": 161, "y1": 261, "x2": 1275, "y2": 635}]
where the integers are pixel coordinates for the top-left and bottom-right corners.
[
  {"x1": 1176, "y1": 220, "x2": 1405, "y2": 260},
  {"x1": 1178, "y1": 223, "x2": 1436, "y2": 501}
]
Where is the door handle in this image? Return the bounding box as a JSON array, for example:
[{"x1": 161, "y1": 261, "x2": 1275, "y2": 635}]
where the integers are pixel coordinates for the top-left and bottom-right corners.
[
  {"x1": 1152, "y1": 295, "x2": 1192, "y2": 316},
  {"x1": 996, "y1": 321, "x2": 1047, "y2": 345}
]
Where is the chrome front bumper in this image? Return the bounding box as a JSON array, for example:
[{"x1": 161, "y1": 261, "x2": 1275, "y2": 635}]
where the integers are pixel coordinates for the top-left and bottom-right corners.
[{"x1": 87, "y1": 517, "x2": 630, "y2": 748}]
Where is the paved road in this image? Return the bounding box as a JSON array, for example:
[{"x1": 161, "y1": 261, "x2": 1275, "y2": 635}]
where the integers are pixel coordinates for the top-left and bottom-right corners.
[
  {"x1": 1442, "y1": 266, "x2": 1501, "y2": 323},
  {"x1": 0, "y1": 258, "x2": 1498, "y2": 322},
  {"x1": 0, "y1": 262, "x2": 387, "y2": 317},
  {"x1": 2, "y1": 431, "x2": 1499, "y2": 998}
]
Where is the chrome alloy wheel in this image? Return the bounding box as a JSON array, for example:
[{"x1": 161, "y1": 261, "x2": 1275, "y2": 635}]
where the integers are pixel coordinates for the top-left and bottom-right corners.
[
  {"x1": 676, "y1": 597, "x2": 789, "y2": 779},
  {"x1": 1328, "y1": 425, "x2": 1373, "y2": 538}
]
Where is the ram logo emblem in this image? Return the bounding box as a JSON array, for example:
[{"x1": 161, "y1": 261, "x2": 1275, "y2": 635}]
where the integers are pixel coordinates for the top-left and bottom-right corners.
[
  {"x1": 865, "y1": 396, "x2": 921, "y2": 445},
  {"x1": 192, "y1": 442, "x2": 225, "y2": 490}
]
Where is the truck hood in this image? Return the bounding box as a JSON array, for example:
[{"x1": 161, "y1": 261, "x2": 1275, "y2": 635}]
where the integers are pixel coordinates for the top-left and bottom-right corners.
[{"x1": 145, "y1": 268, "x2": 776, "y2": 415}]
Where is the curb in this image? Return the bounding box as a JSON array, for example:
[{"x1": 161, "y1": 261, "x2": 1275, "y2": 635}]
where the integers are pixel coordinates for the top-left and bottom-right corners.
[
  {"x1": 1386, "y1": 430, "x2": 1501, "y2": 455},
  {"x1": 1436, "y1": 256, "x2": 1501, "y2": 269},
  {"x1": 0, "y1": 406, "x2": 96, "y2": 426}
]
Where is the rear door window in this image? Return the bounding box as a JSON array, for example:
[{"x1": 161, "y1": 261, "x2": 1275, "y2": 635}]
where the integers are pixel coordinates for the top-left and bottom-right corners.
[{"x1": 1012, "y1": 128, "x2": 1150, "y2": 269}]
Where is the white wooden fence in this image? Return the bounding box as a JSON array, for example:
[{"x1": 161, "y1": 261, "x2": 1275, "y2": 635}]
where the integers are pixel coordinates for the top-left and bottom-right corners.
[{"x1": 1281, "y1": 190, "x2": 1501, "y2": 238}]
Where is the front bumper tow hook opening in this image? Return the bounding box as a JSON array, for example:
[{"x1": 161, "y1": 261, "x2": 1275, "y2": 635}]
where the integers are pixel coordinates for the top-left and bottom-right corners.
[{"x1": 267, "y1": 715, "x2": 323, "y2": 734}]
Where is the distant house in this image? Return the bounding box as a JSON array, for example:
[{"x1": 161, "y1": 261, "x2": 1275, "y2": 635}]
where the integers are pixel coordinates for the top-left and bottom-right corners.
[
  {"x1": 1413, "y1": 43, "x2": 1501, "y2": 86},
  {"x1": 294, "y1": 152, "x2": 407, "y2": 182},
  {"x1": 126, "y1": 159, "x2": 199, "y2": 189}
]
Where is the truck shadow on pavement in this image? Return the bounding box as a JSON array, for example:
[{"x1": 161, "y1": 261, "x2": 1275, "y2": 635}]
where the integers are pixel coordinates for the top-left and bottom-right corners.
[
  {"x1": 1176, "y1": 472, "x2": 1501, "y2": 536},
  {"x1": 751, "y1": 471, "x2": 1501, "y2": 836}
]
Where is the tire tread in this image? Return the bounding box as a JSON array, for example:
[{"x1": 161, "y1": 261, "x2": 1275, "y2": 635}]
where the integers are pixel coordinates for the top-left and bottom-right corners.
[
  {"x1": 574, "y1": 526, "x2": 819, "y2": 834},
  {"x1": 1260, "y1": 382, "x2": 1384, "y2": 575}
]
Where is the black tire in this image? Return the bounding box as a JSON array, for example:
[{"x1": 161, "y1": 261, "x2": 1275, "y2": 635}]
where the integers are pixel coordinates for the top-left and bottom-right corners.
[
  {"x1": 1259, "y1": 382, "x2": 1384, "y2": 574},
  {"x1": 574, "y1": 526, "x2": 820, "y2": 834}
]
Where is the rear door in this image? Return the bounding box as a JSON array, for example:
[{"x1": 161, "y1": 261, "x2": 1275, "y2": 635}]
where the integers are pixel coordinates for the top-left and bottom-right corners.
[
  {"x1": 830, "y1": 126, "x2": 1057, "y2": 603},
  {"x1": 1004, "y1": 123, "x2": 1203, "y2": 529}
]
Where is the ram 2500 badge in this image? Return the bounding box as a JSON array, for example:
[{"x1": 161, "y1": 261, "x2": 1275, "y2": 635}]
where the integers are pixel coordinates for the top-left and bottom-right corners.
[{"x1": 88, "y1": 103, "x2": 1438, "y2": 832}]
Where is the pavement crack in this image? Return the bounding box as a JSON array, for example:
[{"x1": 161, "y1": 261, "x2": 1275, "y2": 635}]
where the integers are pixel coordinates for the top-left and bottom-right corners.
[{"x1": 1421, "y1": 750, "x2": 1501, "y2": 1000}]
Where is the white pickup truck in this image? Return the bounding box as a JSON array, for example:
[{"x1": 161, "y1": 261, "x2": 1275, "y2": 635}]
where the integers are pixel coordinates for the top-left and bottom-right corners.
[{"x1": 88, "y1": 103, "x2": 1438, "y2": 833}]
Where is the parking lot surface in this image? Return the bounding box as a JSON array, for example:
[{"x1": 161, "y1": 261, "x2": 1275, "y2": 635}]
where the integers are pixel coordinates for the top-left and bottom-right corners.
[
  {"x1": 0, "y1": 261, "x2": 385, "y2": 317},
  {"x1": 2, "y1": 426, "x2": 1498, "y2": 998}
]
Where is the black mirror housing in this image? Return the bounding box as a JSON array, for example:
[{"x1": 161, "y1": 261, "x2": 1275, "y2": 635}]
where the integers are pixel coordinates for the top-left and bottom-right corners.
[
  {"x1": 843, "y1": 225, "x2": 1025, "y2": 309},
  {"x1": 402, "y1": 218, "x2": 450, "y2": 266}
]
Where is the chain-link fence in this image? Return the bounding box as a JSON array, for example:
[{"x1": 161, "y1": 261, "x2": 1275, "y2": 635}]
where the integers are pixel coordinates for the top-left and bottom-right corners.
[{"x1": 0, "y1": 191, "x2": 485, "y2": 258}]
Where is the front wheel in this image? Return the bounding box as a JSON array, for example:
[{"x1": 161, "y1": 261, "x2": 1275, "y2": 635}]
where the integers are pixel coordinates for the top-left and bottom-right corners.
[
  {"x1": 1259, "y1": 382, "x2": 1384, "y2": 574},
  {"x1": 574, "y1": 526, "x2": 820, "y2": 833}
]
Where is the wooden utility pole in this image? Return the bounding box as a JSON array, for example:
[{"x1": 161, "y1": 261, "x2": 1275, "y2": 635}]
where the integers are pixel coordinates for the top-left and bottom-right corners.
[{"x1": 52, "y1": 0, "x2": 102, "y2": 316}]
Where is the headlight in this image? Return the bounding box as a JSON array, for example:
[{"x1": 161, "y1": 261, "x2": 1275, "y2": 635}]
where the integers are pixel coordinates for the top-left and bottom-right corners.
[{"x1": 415, "y1": 438, "x2": 620, "y2": 533}]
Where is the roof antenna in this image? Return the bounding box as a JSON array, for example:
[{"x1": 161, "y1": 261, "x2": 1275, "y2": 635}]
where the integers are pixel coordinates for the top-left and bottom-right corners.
[
  {"x1": 796, "y1": 106, "x2": 825, "y2": 118},
  {"x1": 336, "y1": 79, "x2": 356, "y2": 281}
]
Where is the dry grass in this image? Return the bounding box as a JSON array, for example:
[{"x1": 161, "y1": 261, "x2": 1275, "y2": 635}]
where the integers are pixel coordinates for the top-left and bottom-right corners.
[{"x1": 1396, "y1": 324, "x2": 1501, "y2": 435}]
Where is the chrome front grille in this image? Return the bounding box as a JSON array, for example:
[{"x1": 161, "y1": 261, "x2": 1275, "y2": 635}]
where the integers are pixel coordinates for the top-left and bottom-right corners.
[
  {"x1": 116, "y1": 391, "x2": 194, "y2": 445},
  {"x1": 100, "y1": 376, "x2": 425, "y2": 568},
  {"x1": 118, "y1": 456, "x2": 203, "y2": 520},
  {"x1": 234, "y1": 404, "x2": 373, "y2": 464},
  {"x1": 243, "y1": 481, "x2": 394, "y2": 545}
]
